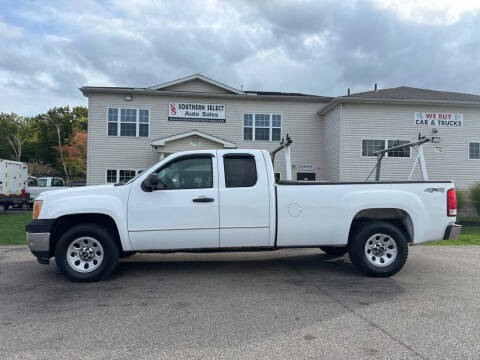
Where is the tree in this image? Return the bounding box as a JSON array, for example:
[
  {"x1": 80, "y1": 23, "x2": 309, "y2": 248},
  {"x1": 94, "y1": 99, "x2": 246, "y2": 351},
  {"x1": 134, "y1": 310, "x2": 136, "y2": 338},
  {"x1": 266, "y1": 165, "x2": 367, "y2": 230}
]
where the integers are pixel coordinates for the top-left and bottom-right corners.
[
  {"x1": 61, "y1": 130, "x2": 87, "y2": 177},
  {"x1": 72, "y1": 106, "x2": 88, "y2": 131},
  {"x1": 6, "y1": 115, "x2": 33, "y2": 162},
  {"x1": 0, "y1": 113, "x2": 18, "y2": 160},
  {"x1": 36, "y1": 107, "x2": 77, "y2": 182},
  {"x1": 0, "y1": 106, "x2": 88, "y2": 173}
]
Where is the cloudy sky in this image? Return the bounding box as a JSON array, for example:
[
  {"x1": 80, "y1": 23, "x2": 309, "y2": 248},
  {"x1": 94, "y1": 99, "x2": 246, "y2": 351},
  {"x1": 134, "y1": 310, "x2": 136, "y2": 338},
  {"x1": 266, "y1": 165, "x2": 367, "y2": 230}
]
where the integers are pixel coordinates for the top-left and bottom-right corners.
[{"x1": 1, "y1": 0, "x2": 480, "y2": 115}]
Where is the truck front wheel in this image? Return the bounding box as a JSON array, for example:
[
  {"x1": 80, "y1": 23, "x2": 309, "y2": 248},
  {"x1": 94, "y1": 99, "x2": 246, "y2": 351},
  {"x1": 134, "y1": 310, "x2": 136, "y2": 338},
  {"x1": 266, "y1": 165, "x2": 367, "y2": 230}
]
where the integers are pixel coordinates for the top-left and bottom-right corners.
[
  {"x1": 348, "y1": 221, "x2": 408, "y2": 277},
  {"x1": 54, "y1": 224, "x2": 119, "y2": 282}
]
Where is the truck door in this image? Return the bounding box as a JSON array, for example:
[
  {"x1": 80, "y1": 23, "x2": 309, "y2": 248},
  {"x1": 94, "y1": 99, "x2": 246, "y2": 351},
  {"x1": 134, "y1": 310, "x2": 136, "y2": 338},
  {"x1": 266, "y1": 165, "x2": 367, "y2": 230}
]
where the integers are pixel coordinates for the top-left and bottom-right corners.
[
  {"x1": 217, "y1": 151, "x2": 270, "y2": 247},
  {"x1": 127, "y1": 151, "x2": 220, "y2": 250}
]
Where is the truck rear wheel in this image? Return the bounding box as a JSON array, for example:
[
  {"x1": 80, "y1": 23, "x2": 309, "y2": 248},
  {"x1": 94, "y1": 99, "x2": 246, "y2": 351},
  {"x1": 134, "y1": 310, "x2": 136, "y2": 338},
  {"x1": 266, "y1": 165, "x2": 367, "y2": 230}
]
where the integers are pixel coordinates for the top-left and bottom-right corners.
[
  {"x1": 54, "y1": 224, "x2": 119, "y2": 282},
  {"x1": 348, "y1": 221, "x2": 408, "y2": 277},
  {"x1": 319, "y1": 246, "x2": 348, "y2": 257}
]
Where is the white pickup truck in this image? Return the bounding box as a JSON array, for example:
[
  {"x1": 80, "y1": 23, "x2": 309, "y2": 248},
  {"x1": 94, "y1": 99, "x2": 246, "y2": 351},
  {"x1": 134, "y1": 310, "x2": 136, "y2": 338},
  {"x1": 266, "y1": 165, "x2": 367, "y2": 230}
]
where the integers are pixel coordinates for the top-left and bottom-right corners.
[
  {"x1": 26, "y1": 149, "x2": 461, "y2": 282},
  {"x1": 27, "y1": 176, "x2": 66, "y2": 200}
]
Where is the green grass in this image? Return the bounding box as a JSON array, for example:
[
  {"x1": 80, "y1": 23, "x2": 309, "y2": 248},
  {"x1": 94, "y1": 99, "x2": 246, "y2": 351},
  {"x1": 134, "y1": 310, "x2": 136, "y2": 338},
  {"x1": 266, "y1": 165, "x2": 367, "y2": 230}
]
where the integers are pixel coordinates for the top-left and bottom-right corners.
[
  {"x1": 422, "y1": 226, "x2": 480, "y2": 246},
  {"x1": 458, "y1": 216, "x2": 480, "y2": 223},
  {"x1": 0, "y1": 213, "x2": 479, "y2": 246},
  {"x1": 0, "y1": 213, "x2": 32, "y2": 245}
]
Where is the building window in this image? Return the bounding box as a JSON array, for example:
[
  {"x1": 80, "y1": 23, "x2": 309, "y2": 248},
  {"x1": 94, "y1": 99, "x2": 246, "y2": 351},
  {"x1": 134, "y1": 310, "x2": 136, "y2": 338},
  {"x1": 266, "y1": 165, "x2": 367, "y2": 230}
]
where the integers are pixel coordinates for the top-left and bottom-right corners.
[
  {"x1": 362, "y1": 139, "x2": 411, "y2": 158},
  {"x1": 106, "y1": 169, "x2": 143, "y2": 183},
  {"x1": 272, "y1": 115, "x2": 282, "y2": 141},
  {"x1": 139, "y1": 109, "x2": 149, "y2": 137},
  {"x1": 120, "y1": 109, "x2": 137, "y2": 136},
  {"x1": 243, "y1": 113, "x2": 282, "y2": 141},
  {"x1": 108, "y1": 108, "x2": 149, "y2": 137},
  {"x1": 108, "y1": 108, "x2": 118, "y2": 136},
  {"x1": 243, "y1": 114, "x2": 253, "y2": 140},
  {"x1": 387, "y1": 140, "x2": 410, "y2": 158},
  {"x1": 106, "y1": 169, "x2": 117, "y2": 183},
  {"x1": 469, "y1": 142, "x2": 480, "y2": 159},
  {"x1": 362, "y1": 139, "x2": 386, "y2": 157},
  {"x1": 119, "y1": 169, "x2": 136, "y2": 182},
  {"x1": 255, "y1": 114, "x2": 270, "y2": 140}
]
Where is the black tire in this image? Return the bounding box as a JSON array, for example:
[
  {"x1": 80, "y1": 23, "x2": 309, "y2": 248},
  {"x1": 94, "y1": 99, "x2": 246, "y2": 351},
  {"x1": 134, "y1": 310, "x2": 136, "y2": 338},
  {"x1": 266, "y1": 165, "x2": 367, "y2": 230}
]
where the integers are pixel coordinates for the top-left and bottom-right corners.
[
  {"x1": 120, "y1": 251, "x2": 136, "y2": 258},
  {"x1": 348, "y1": 221, "x2": 408, "y2": 277},
  {"x1": 320, "y1": 246, "x2": 348, "y2": 257},
  {"x1": 54, "y1": 223, "x2": 120, "y2": 282}
]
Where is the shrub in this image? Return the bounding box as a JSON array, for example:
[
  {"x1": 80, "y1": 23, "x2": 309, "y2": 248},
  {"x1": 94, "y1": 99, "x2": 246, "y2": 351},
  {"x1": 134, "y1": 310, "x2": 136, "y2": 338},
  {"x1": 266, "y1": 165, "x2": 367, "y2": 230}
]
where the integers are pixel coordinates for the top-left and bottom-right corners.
[
  {"x1": 456, "y1": 189, "x2": 465, "y2": 210},
  {"x1": 469, "y1": 183, "x2": 480, "y2": 214}
]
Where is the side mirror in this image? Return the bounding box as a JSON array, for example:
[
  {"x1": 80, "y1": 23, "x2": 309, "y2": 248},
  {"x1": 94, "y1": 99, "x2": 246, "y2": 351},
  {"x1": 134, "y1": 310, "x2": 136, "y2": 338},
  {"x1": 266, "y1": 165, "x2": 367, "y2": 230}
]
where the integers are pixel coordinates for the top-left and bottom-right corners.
[{"x1": 141, "y1": 173, "x2": 159, "y2": 192}]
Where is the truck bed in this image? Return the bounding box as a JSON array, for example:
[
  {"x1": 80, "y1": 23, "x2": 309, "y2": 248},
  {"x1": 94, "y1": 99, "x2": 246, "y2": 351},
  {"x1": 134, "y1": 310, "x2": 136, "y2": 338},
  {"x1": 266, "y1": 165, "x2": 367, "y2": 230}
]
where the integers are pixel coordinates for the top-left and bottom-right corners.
[
  {"x1": 277, "y1": 180, "x2": 454, "y2": 185},
  {"x1": 275, "y1": 180, "x2": 454, "y2": 247}
]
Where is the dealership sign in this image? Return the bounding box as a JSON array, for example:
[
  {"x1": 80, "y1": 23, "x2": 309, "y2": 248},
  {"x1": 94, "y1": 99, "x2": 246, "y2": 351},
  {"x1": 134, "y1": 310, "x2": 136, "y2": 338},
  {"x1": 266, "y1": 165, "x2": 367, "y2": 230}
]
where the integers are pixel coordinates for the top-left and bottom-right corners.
[
  {"x1": 414, "y1": 112, "x2": 463, "y2": 127},
  {"x1": 168, "y1": 102, "x2": 226, "y2": 123}
]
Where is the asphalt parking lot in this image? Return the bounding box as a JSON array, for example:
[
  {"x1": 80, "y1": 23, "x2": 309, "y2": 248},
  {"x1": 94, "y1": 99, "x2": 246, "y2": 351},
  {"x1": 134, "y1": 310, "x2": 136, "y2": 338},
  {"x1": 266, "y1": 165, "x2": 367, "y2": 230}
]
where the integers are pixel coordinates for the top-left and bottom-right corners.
[{"x1": 1, "y1": 246, "x2": 479, "y2": 360}]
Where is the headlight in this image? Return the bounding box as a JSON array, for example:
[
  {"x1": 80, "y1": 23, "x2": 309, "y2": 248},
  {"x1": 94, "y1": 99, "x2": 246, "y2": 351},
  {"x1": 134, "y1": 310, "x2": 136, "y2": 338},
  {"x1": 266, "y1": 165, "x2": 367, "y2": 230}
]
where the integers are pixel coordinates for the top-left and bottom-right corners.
[{"x1": 33, "y1": 200, "x2": 43, "y2": 219}]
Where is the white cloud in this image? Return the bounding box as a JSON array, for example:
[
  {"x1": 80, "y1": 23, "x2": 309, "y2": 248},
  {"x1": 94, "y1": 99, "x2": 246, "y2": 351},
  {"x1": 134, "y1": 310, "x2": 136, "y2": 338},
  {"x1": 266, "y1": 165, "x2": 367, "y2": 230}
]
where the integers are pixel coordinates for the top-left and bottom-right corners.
[
  {"x1": 373, "y1": 0, "x2": 480, "y2": 24},
  {"x1": 0, "y1": 0, "x2": 480, "y2": 115}
]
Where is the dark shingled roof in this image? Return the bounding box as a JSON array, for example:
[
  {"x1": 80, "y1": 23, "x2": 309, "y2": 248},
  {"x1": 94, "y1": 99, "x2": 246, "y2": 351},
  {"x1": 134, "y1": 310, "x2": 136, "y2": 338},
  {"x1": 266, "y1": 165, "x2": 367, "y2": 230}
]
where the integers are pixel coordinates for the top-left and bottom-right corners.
[
  {"x1": 348, "y1": 86, "x2": 480, "y2": 102},
  {"x1": 244, "y1": 90, "x2": 333, "y2": 100}
]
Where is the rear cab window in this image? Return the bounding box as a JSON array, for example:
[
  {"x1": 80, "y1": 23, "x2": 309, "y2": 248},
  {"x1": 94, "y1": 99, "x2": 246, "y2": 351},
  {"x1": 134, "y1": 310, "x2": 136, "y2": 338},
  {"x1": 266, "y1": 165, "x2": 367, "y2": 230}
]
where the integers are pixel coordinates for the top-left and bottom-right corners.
[
  {"x1": 37, "y1": 178, "x2": 47, "y2": 187},
  {"x1": 223, "y1": 154, "x2": 257, "y2": 188},
  {"x1": 51, "y1": 178, "x2": 64, "y2": 187},
  {"x1": 28, "y1": 178, "x2": 38, "y2": 187}
]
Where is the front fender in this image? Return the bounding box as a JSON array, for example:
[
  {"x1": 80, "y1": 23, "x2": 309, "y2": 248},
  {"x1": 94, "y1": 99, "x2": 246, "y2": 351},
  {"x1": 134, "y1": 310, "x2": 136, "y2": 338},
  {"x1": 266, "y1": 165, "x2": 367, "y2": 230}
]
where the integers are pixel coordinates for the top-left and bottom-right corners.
[{"x1": 40, "y1": 193, "x2": 133, "y2": 251}]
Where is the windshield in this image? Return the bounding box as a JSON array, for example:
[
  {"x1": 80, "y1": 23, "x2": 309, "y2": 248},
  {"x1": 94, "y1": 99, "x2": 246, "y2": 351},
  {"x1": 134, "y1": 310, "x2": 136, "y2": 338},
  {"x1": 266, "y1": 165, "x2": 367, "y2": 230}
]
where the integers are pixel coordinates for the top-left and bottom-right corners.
[{"x1": 37, "y1": 178, "x2": 47, "y2": 187}]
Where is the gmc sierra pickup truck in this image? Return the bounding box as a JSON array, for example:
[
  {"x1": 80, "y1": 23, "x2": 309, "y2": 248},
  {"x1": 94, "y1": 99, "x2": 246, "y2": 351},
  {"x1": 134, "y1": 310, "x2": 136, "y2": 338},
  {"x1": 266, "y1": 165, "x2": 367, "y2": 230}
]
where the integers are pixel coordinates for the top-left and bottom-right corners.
[{"x1": 26, "y1": 149, "x2": 461, "y2": 282}]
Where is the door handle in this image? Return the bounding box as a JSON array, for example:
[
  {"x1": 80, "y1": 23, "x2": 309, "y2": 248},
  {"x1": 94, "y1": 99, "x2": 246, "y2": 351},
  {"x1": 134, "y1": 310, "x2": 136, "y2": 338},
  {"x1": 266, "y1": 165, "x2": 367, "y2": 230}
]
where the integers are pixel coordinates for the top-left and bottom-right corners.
[{"x1": 192, "y1": 197, "x2": 214, "y2": 203}]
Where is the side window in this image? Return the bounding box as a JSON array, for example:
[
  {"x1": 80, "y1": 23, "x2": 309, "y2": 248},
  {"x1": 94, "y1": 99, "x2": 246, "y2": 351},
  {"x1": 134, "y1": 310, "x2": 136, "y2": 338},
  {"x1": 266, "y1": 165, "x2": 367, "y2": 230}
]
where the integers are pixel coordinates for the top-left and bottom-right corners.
[
  {"x1": 51, "y1": 178, "x2": 64, "y2": 187},
  {"x1": 37, "y1": 178, "x2": 47, "y2": 187},
  {"x1": 156, "y1": 157, "x2": 213, "y2": 189},
  {"x1": 224, "y1": 155, "x2": 257, "y2": 188},
  {"x1": 28, "y1": 178, "x2": 38, "y2": 187}
]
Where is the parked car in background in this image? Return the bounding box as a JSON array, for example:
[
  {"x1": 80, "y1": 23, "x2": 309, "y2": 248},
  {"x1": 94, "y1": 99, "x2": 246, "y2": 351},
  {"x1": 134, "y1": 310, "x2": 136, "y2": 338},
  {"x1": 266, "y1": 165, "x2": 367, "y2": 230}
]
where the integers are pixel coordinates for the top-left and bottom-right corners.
[
  {"x1": 0, "y1": 160, "x2": 29, "y2": 212},
  {"x1": 28, "y1": 176, "x2": 66, "y2": 200},
  {"x1": 68, "y1": 180, "x2": 86, "y2": 187}
]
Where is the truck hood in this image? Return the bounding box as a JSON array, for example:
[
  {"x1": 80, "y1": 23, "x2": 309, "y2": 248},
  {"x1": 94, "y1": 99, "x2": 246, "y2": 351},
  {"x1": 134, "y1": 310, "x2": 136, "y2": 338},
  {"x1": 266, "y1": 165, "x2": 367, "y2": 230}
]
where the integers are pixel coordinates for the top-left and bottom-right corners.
[{"x1": 37, "y1": 184, "x2": 122, "y2": 201}]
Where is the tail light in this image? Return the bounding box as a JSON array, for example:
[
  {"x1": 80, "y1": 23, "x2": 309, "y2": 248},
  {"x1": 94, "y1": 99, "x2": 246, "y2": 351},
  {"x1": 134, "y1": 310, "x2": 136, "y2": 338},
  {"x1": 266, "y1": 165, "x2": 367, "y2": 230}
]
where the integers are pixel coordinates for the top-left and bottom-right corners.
[
  {"x1": 447, "y1": 189, "x2": 457, "y2": 217},
  {"x1": 21, "y1": 188, "x2": 26, "y2": 198}
]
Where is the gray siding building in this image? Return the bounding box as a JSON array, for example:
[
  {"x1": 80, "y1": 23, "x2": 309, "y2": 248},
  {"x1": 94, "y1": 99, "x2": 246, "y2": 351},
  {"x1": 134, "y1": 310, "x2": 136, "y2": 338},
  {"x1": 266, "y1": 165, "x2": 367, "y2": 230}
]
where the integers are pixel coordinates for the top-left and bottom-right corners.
[{"x1": 81, "y1": 74, "x2": 480, "y2": 189}]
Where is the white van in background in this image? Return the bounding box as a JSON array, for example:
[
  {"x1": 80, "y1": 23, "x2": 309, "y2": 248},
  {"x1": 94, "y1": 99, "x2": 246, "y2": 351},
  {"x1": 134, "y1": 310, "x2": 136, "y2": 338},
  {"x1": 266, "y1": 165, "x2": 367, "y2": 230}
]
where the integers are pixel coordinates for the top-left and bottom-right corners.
[{"x1": 0, "y1": 159, "x2": 29, "y2": 212}]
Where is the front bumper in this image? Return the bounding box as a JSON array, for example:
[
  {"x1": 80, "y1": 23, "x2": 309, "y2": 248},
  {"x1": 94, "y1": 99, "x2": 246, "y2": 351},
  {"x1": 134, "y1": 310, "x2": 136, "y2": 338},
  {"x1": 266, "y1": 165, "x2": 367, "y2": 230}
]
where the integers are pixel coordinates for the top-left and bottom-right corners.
[
  {"x1": 444, "y1": 224, "x2": 462, "y2": 240},
  {"x1": 26, "y1": 219, "x2": 55, "y2": 264}
]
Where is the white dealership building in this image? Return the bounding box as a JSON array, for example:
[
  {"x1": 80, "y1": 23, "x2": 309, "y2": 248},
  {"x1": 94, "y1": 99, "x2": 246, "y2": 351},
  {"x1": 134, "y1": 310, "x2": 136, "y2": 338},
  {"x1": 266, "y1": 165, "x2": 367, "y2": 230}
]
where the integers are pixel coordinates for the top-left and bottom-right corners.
[{"x1": 81, "y1": 74, "x2": 480, "y2": 189}]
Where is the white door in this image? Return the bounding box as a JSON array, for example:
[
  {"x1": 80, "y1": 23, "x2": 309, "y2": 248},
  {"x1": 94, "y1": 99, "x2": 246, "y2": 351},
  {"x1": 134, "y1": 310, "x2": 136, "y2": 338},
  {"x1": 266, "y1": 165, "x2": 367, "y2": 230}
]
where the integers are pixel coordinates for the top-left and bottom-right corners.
[
  {"x1": 217, "y1": 151, "x2": 271, "y2": 247},
  {"x1": 6, "y1": 162, "x2": 21, "y2": 195},
  {"x1": 128, "y1": 152, "x2": 219, "y2": 250}
]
